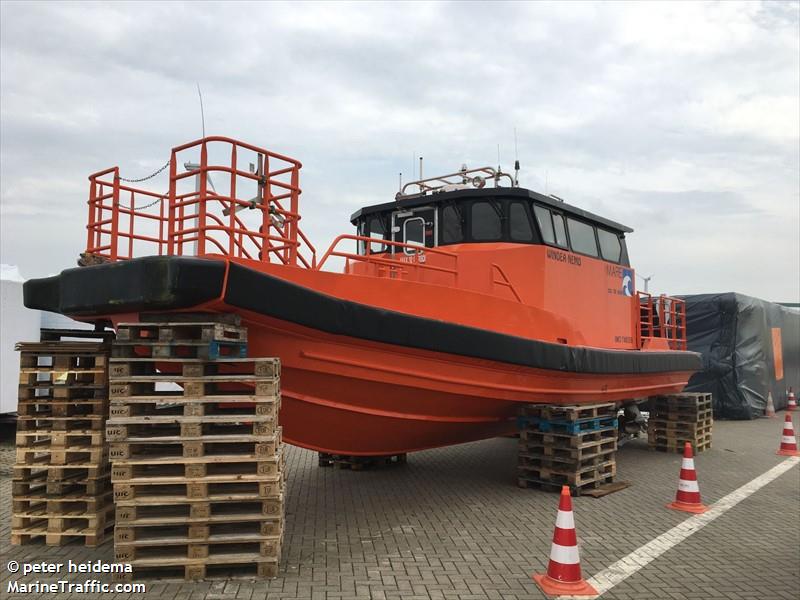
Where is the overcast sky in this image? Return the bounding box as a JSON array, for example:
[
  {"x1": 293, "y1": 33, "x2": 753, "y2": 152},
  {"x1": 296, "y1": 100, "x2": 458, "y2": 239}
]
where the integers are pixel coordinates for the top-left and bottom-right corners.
[{"x1": 1, "y1": 0, "x2": 798, "y2": 301}]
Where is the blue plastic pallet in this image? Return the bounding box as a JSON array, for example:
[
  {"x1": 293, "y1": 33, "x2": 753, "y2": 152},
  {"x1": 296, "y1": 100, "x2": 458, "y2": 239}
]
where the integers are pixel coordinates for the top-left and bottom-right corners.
[
  {"x1": 518, "y1": 415, "x2": 618, "y2": 435},
  {"x1": 203, "y1": 340, "x2": 248, "y2": 360}
]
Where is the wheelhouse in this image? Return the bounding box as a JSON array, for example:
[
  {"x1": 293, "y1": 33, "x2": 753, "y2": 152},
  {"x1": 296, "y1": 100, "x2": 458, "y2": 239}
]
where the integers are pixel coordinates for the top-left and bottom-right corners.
[{"x1": 350, "y1": 186, "x2": 632, "y2": 266}]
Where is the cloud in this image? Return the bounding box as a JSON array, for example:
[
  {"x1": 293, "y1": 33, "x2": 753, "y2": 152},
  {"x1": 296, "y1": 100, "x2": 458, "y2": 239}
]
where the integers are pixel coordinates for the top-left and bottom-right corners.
[{"x1": 1, "y1": 0, "x2": 798, "y2": 302}]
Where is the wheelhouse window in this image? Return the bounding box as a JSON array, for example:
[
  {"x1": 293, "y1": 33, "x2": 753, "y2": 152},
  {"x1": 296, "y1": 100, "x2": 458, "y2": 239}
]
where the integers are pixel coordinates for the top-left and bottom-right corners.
[
  {"x1": 509, "y1": 202, "x2": 533, "y2": 242},
  {"x1": 368, "y1": 215, "x2": 387, "y2": 253},
  {"x1": 441, "y1": 204, "x2": 464, "y2": 244},
  {"x1": 552, "y1": 213, "x2": 568, "y2": 247},
  {"x1": 567, "y1": 218, "x2": 598, "y2": 257},
  {"x1": 533, "y1": 205, "x2": 555, "y2": 244},
  {"x1": 471, "y1": 201, "x2": 502, "y2": 241},
  {"x1": 597, "y1": 228, "x2": 621, "y2": 263}
]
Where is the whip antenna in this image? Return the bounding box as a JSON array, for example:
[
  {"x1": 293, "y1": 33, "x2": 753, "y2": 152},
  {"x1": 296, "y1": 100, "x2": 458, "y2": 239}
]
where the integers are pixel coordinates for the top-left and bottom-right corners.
[
  {"x1": 513, "y1": 126, "x2": 520, "y2": 187},
  {"x1": 197, "y1": 82, "x2": 206, "y2": 138}
]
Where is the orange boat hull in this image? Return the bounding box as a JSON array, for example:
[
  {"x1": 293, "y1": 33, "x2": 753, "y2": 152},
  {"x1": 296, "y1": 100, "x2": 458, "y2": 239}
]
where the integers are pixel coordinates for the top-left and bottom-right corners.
[{"x1": 235, "y1": 310, "x2": 692, "y2": 455}]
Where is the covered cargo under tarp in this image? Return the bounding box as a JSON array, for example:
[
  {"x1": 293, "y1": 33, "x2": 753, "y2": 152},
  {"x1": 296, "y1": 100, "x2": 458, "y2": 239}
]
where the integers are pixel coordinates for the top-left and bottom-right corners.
[{"x1": 679, "y1": 293, "x2": 800, "y2": 419}]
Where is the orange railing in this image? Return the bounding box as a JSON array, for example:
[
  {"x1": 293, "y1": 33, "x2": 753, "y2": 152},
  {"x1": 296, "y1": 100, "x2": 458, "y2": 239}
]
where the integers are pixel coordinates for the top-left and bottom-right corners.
[
  {"x1": 638, "y1": 292, "x2": 687, "y2": 350},
  {"x1": 317, "y1": 235, "x2": 459, "y2": 284},
  {"x1": 85, "y1": 137, "x2": 316, "y2": 268}
]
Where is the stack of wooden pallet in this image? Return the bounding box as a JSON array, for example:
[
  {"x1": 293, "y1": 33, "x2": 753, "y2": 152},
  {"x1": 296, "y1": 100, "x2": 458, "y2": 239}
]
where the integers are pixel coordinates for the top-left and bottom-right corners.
[
  {"x1": 107, "y1": 319, "x2": 284, "y2": 581},
  {"x1": 11, "y1": 335, "x2": 114, "y2": 546},
  {"x1": 517, "y1": 403, "x2": 618, "y2": 495},
  {"x1": 647, "y1": 393, "x2": 713, "y2": 453}
]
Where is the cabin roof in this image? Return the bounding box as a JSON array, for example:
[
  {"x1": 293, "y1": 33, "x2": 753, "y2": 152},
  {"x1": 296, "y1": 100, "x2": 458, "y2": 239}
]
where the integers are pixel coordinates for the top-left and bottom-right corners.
[{"x1": 349, "y1": 187, "x2": 634, "y2": 234}]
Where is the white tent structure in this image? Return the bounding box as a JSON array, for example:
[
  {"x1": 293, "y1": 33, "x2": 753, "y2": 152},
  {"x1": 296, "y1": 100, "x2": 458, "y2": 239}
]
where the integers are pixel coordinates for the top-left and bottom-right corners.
[
  {"x1": 0, "y1": 264, "x2": 91, "y2": 414},
  {"x1": 1, "y1": 265, "x2": 40, "y2": 414}
]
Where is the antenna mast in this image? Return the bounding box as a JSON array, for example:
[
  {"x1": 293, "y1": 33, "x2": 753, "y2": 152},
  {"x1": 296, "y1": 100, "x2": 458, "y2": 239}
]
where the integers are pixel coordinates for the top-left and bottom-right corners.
[
  {"x1": 513, "y1": 126, "x2": 520, "y2": 186},
  {"x1": 197, "y1": 83, "x2": 206, "y2": 138}
]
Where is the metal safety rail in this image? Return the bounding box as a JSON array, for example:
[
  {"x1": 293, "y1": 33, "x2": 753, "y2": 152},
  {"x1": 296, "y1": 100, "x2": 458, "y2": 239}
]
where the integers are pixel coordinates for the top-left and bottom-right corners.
[
  {"x1": 85, "y1": 137, "x2": 317, "y2": 268},
  {"x1": 638, "y1": 292, "x2": 687, "y2": 351},
  {"x1": 316, "y1": 235, "x2": 459, "y2": 284}
]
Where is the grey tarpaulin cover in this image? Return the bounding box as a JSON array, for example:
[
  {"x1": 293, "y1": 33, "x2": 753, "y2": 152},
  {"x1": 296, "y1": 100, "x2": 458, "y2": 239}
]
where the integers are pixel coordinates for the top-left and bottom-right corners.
[{"x1": 679, "y1": 293, "x2": 800, "y2": 419}]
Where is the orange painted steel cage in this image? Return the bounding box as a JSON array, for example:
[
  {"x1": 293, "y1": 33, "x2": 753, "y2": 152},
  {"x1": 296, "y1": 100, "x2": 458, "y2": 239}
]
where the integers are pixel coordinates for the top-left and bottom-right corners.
[
  {"x1": 85, "y1": 137, "x2": 317, "y2": 268},
  {"x1": 638, "y1": 292, "x2": 687, "y2": 351}
]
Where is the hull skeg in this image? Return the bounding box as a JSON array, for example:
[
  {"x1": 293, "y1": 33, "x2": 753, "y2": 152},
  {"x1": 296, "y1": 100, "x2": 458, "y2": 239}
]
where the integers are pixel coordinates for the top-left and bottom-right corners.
[{"x1": 23, "y1": 256, "x2": 701, "y2": 455}]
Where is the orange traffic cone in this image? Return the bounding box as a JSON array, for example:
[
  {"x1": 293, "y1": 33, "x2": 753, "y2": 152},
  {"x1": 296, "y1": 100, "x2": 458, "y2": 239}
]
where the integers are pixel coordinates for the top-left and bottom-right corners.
[
  {"x1": 765, "y1": 392, "x2": 776, "y2": 418},
  {"x1": 776, "y1": 413, "x2": 800, "y2": 457},
  {"x1": 533, "y1": 486, "x2": 597, "y2": 597},
  {"x1": 667, "y1": 442, "x2": 708, "y2": 514},
  {"x1": 787, "y1": 388, "x2": 797, "y2": 412}
]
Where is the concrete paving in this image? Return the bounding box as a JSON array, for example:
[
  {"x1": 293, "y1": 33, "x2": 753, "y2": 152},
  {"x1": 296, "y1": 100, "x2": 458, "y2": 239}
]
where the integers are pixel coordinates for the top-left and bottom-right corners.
[{"x1": 0, "y1": 415, "x2": 798, "y2": 599}]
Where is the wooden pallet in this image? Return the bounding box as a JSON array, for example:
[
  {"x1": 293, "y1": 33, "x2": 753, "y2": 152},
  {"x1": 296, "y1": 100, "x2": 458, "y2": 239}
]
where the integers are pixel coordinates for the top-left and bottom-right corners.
[
  {"x1": 116, "y1": 537, "x2": 280, "y2": 564},
  {"x1": 109, "y1": 357, "x2": 279, "y2": 379},
  {"x1": 109, "y1": 394, "x2": 279, "y2": 420},
  {"x1": 12, "y1": 472, "x2": 111, "y2": 496},
  {"x1": 648, "y1": 417, "x2": 713, "y2": 429},
  {"x1": 11, "y1": 520, "x2": 114, "y2": 547},
  {"x1": 16, "y1": 444, "x2": 107, "y2": 465},
  {"x1": 38, "y1": 328, "x2": 115, "y2": 343},
  {"x1": 518, "y1": 437, "x2": 617, "y2": 461},
  {"x1": 19, "y1": 369, "x2": 107, "y2": 387},
  {"x1": 15, "y1": 429, "x2": 105, "y2": 448},
  {"x1": 116, "y1": 322, "x2": 248, "y2": 344},
  {"x1": 649, "y1": 408, "x2": 713, "y2": 421},
  {"x1": 16, "y1": 414, "x2": 106, "y2": 432},
  {"x1": 13, "y1": 463, "x2": 109, "y2": 480},
  {"x1": 105, "y1": 418, "x2": 277, "y2": 442},
  {"x1": 518, "y1": 461, "x2": 616, "y2": 495},
  {"x1": 519, "y1": 458, "x2": 616, "y2": 481},
  {"x1": 16, "y1": 399, "x2": 107, "y2": 417},
  {"x1": 518, "y1": 403, "x2": 617, "y2": 421},
  {"x1": 318, "y1": 453, "x2": 407, "y2": 470},
  {"x1": 112, "y1": 340, "x2": 247, "y2": 361},
  {"x1": 647, "y1": 424, "x2": 714, "y2": 439},
  {"x1": 109, "y1": 377, "x2": 278, "y2": 399},
  {"x1": 114, "y1": 519, "x2": 282, "y2": 544},
  {"x1": 19, "y1": 356, "x2": 106, "y2": 375},
  {"x1": 109, "y1": 451, "x2": 284, "y2": 477},
  {"x1": 112, "y1": 478, "x2": 283, "y2": 502},
  {"x1": 16, "y1": 341, "x2": 110, "y2": 356},
  {"x1": 111, "y1": 459, "x2": 284, "y2": 483},
  {"x1": 113, "y1": 557, "x2": 279, "y2": 581},
  {"x1": 648, "y1": 434, "x2": 713, "y2": 453},
  {"x1": 12, "y1": 502, "x2": 115, "y2": 529},
  {"x1": 650, "y1": 393, "x2": 712, "y2": 410},
  {"x1": 109, "y1": 435, "x2": 282, "y2": 460},
  {"x1": 520, "y1": 427, "x2": 616, "y2": 449},
  {"x1": 18, "y1": 383, "x2": 107, "y2": 401},
  {"x1": 115, "y1": 498, "x2": 284, "y2": 524},
  {"x1": 12, "y1": 490, "x2": 113, "y2": 513},
  {"x1": 518, "y1": 451, "x2": 614, "y2": 471}
]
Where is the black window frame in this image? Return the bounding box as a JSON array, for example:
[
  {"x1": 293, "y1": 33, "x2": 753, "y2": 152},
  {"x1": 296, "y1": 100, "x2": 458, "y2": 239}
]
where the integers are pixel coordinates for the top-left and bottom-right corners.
[
  {"x1": 469, "y1": 200, "x2": 503, "y2": 242},
  {"x1": 597, "y1": 227, "x2": 622, "y2": 263},
  {"x1": 565, "y1": 217, "x2": 600, "y2": 258},
  {"x1": 439, "y1": 202, "x2": 465, "y2": 245},
  {"x1": 508, "y1": 200, "x2": 534, "y2": 242},
  {"x1": 533, "y1": 203, "x2": 569, "y2": 249}
]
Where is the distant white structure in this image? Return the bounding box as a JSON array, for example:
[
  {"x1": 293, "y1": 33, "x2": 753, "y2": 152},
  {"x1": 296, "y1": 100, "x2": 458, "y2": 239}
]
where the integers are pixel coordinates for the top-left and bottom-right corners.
[{"x1": 0, "y1": 264, "x2": 90, "y2": 415}]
